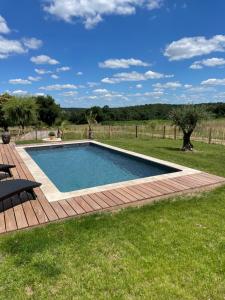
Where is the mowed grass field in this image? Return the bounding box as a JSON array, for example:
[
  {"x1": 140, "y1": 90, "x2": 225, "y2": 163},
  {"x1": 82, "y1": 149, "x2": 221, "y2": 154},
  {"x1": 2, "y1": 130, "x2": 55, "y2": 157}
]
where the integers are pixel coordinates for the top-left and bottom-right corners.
[{"x1": 1, "y1": 138, "x2": 225, "y2": 299}]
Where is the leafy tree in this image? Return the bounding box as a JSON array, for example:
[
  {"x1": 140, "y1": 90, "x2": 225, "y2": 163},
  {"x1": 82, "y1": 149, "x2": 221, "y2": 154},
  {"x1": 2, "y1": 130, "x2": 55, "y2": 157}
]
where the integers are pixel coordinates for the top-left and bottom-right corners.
[
  {"x1": 0, "y1": 93, "x2": 13, "y2": 130},
  {"x1": 36, "y1": 95, "x2": 60, "y2": 126},
  {"x1": 3, "y1": 97, "x2": 37, "y2": 133},
  {"x1": 170, "y1": 105, "x2": 207, "y2": 151}
]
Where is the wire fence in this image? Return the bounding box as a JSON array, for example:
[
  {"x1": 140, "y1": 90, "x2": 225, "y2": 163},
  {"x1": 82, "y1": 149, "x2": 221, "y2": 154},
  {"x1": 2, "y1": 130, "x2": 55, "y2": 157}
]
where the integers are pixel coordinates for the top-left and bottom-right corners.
[{"x1": 5, "y1": 123, "x2": 225, "y2": 145}]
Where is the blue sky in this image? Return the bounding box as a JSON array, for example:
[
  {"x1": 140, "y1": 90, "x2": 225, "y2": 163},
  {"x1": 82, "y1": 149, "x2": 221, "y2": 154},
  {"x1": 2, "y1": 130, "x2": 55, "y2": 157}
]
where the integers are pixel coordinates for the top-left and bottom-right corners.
[{"x1": 0, "y1": 0, "x2": 225, "y2": 108}]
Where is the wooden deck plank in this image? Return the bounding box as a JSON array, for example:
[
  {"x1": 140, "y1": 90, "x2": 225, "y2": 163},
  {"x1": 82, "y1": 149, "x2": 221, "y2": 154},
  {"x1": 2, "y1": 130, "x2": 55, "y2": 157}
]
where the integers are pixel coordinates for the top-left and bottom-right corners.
[
  {"x1": 9, "y1": 145, "x2": 49, "y2": 224},
  {"x1": 58, "y1": 200, "x2": 77, "y2": 217},
  {"x1": 6, "y1": 145, "x2": 39, "y2": 227},
  {"x1": 4, "y1": 203, "x2": 17, "y2": 232},
  {"x1": 103, "y1": 190, "x2": 125, "y2": 205},
  {"x1": 10, "y1": 195, "x2": 28, "y2": 229},
  {"x1": 81, "y1": 195, "x2": 102, "y2": 210},
  {"x1": 120, "y1": 187, "x2": 143, "y2": 200},
  {"x1": 114, "y1": 188, "x2": 137, "y2": 202},
  {"x1": 109, "y1": 189, "x2": 131, "y2": 203},
  {"x1": 128, "y1": 185, "x2": 151, "y2": 198},
  {"x1": 93, "y1": 192, "x2": 117, "y2": 207},
  {"x1": 66, "y1": 198, "x2": 86, "y2": 215},
  {"x1": 88, "y1": 193, "x2": 109, "y2": 209},
  {"x1": 74, "y1": 196, "x2": 94, "y2": 213},
  {"x1": 51, "y1": 201, "x2": 68, "y2": 219},
  {"x1": 134, "y1": 183, "x2": 162, "y2": 198}
]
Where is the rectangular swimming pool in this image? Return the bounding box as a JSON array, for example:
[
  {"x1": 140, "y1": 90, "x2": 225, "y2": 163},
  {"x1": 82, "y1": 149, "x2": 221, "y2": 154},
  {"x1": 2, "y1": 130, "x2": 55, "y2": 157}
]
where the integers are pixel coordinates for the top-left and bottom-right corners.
[{"x1": 26, "y1": 142, "x2": 179, "y2": 193}]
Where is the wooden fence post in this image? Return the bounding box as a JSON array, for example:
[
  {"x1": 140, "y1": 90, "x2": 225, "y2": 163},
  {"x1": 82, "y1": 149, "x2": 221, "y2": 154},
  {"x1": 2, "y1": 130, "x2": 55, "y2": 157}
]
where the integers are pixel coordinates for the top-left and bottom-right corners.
[
  {"x1": 163, "y1": 125, "x2": 166, "y2": 139},
  {"x1": 135, "y1": 125, "x2": 138, "y2": 138},
  {"x1": 208, "y1": 128, "x2": 212, "y2": 144},
  {"x1": 174, "y1": 126, "x2": 177, "y2": 140},
  {"x1": 35, "y1": 127, "x2": 38, "y2": 141}
]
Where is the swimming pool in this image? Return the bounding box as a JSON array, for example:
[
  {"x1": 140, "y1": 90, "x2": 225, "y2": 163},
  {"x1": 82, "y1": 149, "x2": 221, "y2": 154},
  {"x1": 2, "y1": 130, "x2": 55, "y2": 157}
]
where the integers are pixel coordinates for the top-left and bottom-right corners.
[
  {"x1": 16, "y1": 140, "x2": 196, "y2": 202},
  {"x1": 26, "y1": 142, "x2": 178, "y2": 193}
]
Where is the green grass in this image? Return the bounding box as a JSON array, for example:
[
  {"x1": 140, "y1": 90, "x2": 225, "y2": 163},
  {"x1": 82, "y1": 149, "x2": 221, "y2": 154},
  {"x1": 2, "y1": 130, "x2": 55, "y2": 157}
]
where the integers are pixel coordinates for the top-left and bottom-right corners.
[{"x1": 1, "y1": 138, "x2": 225, "y2": 299}]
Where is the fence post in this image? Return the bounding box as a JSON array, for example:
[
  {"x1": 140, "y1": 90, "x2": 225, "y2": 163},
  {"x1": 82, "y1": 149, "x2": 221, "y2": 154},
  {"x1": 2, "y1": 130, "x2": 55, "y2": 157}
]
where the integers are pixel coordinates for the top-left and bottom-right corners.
[
  {"x1": 208, "y1": 128, "x2": 212, "y2": 144},
  {"x1": 174, "y1": 126, "x2": 177, "y2": 140},
  {"x1": 35, "y1": 127, "x2": 38, "y2": 141},
  {"x1": 135, "y1": 125, "x2": 138, "y2": 138},
  {"x1": 109, "y1": 126, "x2": 111, "y2": 139},
  {"x1": 163, "y1": 125, "x2": 166, "y2": 139}
]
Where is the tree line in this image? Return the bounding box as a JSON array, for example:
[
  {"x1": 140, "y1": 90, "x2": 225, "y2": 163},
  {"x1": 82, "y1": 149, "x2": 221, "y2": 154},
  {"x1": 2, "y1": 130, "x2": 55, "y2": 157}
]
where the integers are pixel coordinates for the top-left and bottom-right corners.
[
  {"x1": 1, "y1": 93, "x2": 225, "y2": 132},
  {"x1": 65, "y1": 103, "x2": 225, "y2": 124}
]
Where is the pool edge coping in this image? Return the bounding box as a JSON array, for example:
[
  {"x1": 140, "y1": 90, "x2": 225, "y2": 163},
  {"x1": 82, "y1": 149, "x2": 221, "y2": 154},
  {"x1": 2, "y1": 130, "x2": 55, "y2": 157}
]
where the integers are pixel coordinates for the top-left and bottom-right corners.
[{"x1": 16, "y1": 140, "x2": 201, "y2": 202}]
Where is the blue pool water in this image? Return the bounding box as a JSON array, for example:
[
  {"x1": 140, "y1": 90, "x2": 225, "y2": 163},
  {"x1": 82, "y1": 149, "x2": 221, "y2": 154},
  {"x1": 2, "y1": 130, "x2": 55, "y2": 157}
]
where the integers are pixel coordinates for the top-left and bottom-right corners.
[{"x1": 26, "y1": 143, "x2": 178, "y2": 192}]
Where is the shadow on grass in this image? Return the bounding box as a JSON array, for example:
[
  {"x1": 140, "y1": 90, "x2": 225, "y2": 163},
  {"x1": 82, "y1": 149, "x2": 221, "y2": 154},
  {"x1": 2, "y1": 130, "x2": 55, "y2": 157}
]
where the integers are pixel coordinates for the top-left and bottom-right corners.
[
  {"x1": 32, "y1": 260, "x2": 62, "y2": 278},
  {"x1": 155, "y1": 146, "x2": 182, "y2": 152}
]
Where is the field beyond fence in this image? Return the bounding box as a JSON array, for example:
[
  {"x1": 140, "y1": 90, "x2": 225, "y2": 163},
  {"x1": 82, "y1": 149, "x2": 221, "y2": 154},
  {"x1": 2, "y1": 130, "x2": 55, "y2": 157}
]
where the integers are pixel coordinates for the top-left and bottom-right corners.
[{"x1": 5, "y1": 118, "x2": 225, "y2": 145}]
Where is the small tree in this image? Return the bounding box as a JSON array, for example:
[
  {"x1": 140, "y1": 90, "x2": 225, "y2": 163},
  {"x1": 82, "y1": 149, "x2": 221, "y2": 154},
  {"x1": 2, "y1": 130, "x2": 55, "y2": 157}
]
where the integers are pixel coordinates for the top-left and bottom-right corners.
[
  {"x1": 0, "y1": 93, "x2": 13, "y2": 131},
  {"x1": 85, "y1": 110, "x2": 97, "y2": 139},
  {"x1": 170, "y1": 105, "x2": 207, "y2": 151},
  {"x1": 3, "y1": 97, "x2": 37, "y2": 134},
  {"x1": 35, "y1": 95, "x2": 61, "y2": 126}
]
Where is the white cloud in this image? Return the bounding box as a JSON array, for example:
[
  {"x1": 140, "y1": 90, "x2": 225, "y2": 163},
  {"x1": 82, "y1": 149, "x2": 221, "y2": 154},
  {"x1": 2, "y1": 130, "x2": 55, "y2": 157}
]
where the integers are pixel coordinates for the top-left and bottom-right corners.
[
  {"x1": 31, "y1": 55, "x2": 59, "y2": 65},
  {"x1": 99, "y1": 58, "x2": 150, "y2": 69},
  {"x1": 190, "y1": 57, "x2": 225, "y2": 69},
  {"x1": 0, "y1": 16, "x2": 42, "y2": 59},
  {"x1": 35, "y1": 68, "x2": 52, "y2": 75},
  {"x1": 76, "y1": 71, "x2": 83, "y2": 75},
  {"x1": 57, "y1": 66, "x2": 70, "y2": 72},
  {"x1": 0, "y1": 36, "x2": 26, "y2": 59},
  {"x1": 39, "y1": 84, "x2": 77, "y2": 91},
  {"x1": 136, "y1": 84, "x2": 143, "y2": 88},
  {"x1": 12, "y1": 90, "x2": 28, "y2": 96},
  {"x1": 35, "y1": 92, "x2": 46, "y2": 96},
  {"x1": 44, "y1": 0, "x2": 164, "y2": 29},
  {"x1": 146, "y1": 0, "x2": 164, "y2": 10},
  {"x1": 0, "y1": 35, "x2": 42, "y2": 60},
  {"x1": 0, "y1": 15, "x2": 10, "y2": 34},
  {"x1": 9, "y1": 78, "x2": 31, "y2": 85},
  {"x1": 93, "y1": 88, "x2": 109, "y2": 94},
  {"x1": 28, "y1": 76, "x2": 41, "y2": 82},
  {"x1": 101, "y1": 70, "x2": 166, "y2": 84},
  {"x1": 164, "y1": 35, "x2": 225, "y2": 61},
  {"x1": 51, "y1": 74, "x2": 59, "y2": 79},
  {"x1": 201, "y1": 78, "x2": 225, "y2": 86},
  {"x1": 184, "y1": 84, "x2": 192, "y2": 88},
  {"x1": 87, "y1": 82, "x2": 99, "y2": 87},
  {"x1": 22, "y1": 38, "x2": 43, "y2": 50},
  {"x1": 153, "y1": 81, "x2": 182, "y2": 89},
  {"x1": 61, "y1": 91, "x2": 78, "y2": 96}
]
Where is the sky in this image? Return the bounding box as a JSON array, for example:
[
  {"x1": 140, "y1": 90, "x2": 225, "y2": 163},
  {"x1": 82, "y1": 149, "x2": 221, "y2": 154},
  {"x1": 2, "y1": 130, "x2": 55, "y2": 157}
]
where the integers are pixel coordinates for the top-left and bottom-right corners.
[{"x1": 0, "y1": 0, "x2": 225, "y2": 108}]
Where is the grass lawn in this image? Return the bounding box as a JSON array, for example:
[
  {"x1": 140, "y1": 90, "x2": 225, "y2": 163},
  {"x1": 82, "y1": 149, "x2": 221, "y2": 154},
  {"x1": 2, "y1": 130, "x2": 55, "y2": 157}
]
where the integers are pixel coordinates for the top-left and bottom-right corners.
[{"x1": 1, "y1": 138, "x2": 225, "y2": 299}]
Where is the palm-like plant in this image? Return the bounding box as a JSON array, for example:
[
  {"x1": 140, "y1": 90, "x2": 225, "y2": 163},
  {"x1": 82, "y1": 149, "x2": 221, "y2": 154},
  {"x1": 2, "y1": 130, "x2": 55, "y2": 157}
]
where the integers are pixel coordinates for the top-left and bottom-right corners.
[{"x1": 85, "y1": 110, "x2": 97, "y2": 139}]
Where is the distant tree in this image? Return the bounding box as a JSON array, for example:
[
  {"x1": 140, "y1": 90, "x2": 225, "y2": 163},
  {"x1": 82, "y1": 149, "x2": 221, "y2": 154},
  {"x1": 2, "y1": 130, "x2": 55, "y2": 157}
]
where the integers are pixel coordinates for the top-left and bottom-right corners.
[
  {"x1": 170, "y1": 105, "x2": 208, "y2": 151},
  {"x1": 86, "y1": 110, "x2": 97, "y2": 139},
  {"x1": 0, "y1": 93, "x2": 13, "y2": 130},
  {"x1": 36, "y1": 95, "x2": 60, "y2": 126},
  {"x1": 3, "y1": 97, "x2": 37, "y2": 134}
]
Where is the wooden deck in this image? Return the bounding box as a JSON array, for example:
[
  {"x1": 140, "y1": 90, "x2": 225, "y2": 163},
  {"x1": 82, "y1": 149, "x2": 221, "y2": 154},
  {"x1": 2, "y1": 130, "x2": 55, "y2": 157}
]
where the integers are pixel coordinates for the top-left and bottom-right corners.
[{"x1": 0, "y1": 143, "x2": 225, "y2": 235}]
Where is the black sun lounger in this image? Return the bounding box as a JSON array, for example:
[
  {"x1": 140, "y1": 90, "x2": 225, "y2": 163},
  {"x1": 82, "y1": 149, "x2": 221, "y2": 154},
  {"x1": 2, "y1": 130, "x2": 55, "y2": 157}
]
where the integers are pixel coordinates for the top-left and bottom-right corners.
[
  {"x1": 0, "y1": 164, "x2": 15, "y2": 177},
  {"x1": 0, "y1": 179, "x2": 41, "y2": 201}
]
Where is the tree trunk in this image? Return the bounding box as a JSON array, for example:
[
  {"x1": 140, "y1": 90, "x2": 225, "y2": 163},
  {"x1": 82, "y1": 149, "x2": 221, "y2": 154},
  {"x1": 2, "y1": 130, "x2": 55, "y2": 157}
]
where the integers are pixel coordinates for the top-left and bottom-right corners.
[{"x1": 182, "y1": 132, "x2": 193, "y2": 151}]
